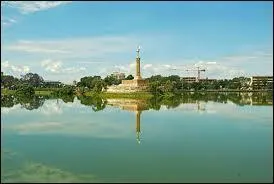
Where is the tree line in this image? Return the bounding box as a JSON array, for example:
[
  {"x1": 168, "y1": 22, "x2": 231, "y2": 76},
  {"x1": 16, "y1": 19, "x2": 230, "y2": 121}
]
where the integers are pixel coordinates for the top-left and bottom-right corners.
[
  {"x1": 1, "y1": 72, "x2": 273, "y2": 97},
  {"x1": 147, "y1": 75, "x2": 272, "y2": 95}
]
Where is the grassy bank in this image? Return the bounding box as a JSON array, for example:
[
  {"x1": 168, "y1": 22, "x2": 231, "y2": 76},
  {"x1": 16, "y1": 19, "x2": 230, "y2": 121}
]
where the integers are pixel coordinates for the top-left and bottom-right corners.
[
  {"x1": 181, "y1": 89, "x2": 273, "y2": 92},
  {"x1": 1, "y1": 89, "x2": 53, "y2": 96},
  {"x1": 85, "y1": 92, "x2": 154, "y2": 99},
  {"x1": 2, "y1": 88, "x2": 272, "y2": 98},
  {"x1": 35, "y1": 91, "x2": 53, "y2": 95},
  {"x1": 1, "y1": 89, "x2": 16, "y2": 95}
]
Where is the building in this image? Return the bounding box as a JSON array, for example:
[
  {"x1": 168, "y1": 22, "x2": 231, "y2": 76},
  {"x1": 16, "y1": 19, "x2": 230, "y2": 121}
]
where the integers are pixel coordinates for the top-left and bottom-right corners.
[
  {"x1": 111, "y1": 72, "x2": 125, "y2": 80},
  {"x1": 250, "y1": 76, "x2": 273, "y2": 89},
  {"x1": 106, "y1": 46, "x2": 149, "y2": 93},
  {"x1": 182, "y1": 77, "x2": 196, "y2": 83},
  {"x1": 182, "y1": 77, "x2": 216, "y2": 83},
  {"x1": 43, "y1": 80, "x2": 63, "y2": 87},
  {"x1": 199, "y1": 78, "x2": 217, "y2": 83}
]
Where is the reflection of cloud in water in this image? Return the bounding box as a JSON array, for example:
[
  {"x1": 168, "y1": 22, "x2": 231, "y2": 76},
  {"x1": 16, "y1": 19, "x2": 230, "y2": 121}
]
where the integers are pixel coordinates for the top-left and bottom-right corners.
[
  {"x1": 3, "y1": 98, "x2": 134, "y2": 139},
  {"x1": 2, "y1": 162, "x2": 97, "y2": 183},
  {"x1": 39, "y1": 100, "x2": 63, "y2": 115},
  {"x1": 167, "y1": 101, "x2": 272, "y2": 122},
  {"x1": 8, "y1": 120, "x2": 132, "y2": 139},
  {"x1": 38, "y1": 98, "x2": 98, "y2": 115},
  {"x1": 1, "y1": 104, "x2": 22, "y2": 114},
  {"x1": 12, "y1": 122, "x2": 63, "y2": 133},
  {"x1": 206, "y1": 101, "x2": 272, "y2": 121}
]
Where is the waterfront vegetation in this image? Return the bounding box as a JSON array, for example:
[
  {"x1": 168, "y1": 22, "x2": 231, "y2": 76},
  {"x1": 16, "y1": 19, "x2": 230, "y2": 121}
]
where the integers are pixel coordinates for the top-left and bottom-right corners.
[{"x1": 1, "y1": 72, "x2": 273, "y2": 100}]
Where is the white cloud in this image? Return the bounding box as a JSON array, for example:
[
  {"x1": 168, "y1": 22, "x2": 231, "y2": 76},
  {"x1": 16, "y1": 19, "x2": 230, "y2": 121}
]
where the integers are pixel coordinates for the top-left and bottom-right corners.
[
  {"x1": 89, "y1": 46, "x2": 273, "y2": 79},
  {"x1": 63, "y1": 67, "x2": 86, "y2": 73},
  {"x1": 3, "y1": 36, "x2": 139, "y2": 59},
  {"x1": 6, "y1": 40, "x2": 69, "y2": 54},
  {"x1": 163, "y1": 64, "x2": 171, "y2": 68},
  {"x1": 76, "y1": 61, "x2": 108, "y2": 64},
  {"x1": 40, "y1": 59, "x2": 86, "y2": 74},
  {"x1": 41, "y1": 59, "x2": 63, "y2": 73},
  {"x1": 1, "y1": 16, "x2": 17, "y2": 27},
  {"x1": 112, "y1": 61, "x2": 136, "y2": 75},
  {"x1": 1, "y1": 60, "x2": 30, "y2": 75},
  {"x1": 1, "y1": 1, "x2": 71, "y2": 14},
  {"x1": 113, "y1": 63, "x2": 179, "y2": 77},
  {"x1": 143, "y1": 64, "x2": 152, "y2": 70},
  {"x1": 206, "y1": 61, "x2": 216, "y2": 65},
  {"x1": 2, "y1": 34, "x2": 272, "y2": 81},
  {"x1": 191, "y1": 60, "x2": 246, "y2": 79}
]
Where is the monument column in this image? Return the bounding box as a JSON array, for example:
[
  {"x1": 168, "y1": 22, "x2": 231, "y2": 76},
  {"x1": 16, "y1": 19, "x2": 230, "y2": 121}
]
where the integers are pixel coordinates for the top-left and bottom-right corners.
[{"x1": 135, "y1": 46, "x2": 142, "y2": 80}]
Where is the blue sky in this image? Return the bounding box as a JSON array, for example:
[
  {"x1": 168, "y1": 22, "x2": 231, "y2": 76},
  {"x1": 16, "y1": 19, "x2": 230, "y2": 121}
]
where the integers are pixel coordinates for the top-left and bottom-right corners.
[{"x1": 1, "y1": 1, "x2": 273, "y2": 83}]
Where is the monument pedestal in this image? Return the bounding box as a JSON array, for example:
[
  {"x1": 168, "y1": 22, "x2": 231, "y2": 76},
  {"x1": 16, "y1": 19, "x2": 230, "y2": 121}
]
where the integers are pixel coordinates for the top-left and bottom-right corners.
[{"x1": 121, "y1": 79, "x2": 148, "y2": 87}]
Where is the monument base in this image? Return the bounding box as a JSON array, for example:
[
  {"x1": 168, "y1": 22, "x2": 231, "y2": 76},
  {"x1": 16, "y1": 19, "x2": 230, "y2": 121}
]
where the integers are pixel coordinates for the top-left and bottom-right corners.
[
  {"x1": 106, "y1": 79, "x2": 149, "y2": 93},
  {"x1": 121, "y1": 79, "x2": 148, "y2": 87}
]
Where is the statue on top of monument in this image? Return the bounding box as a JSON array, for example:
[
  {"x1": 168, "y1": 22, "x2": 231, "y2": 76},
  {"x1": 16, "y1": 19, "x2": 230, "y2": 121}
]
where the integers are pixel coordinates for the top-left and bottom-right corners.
[{"x1": 136, "y1": 45, "x2": 141, "y2": 58}]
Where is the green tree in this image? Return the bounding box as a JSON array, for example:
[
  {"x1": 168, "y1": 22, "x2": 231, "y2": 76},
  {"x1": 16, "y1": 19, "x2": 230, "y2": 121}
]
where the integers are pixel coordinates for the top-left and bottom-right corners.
[
  {"x1": 266, "y1": 81, "x2": 273, "y2": 90},
  {"x1": 15, "y1": 85, "x2": 35, "y2": 97},
  {"x1": 103, "y1": 75, "x2": 121, "y2": 86},
  {"x1": 163, "y1": 80, "x2": 174, "y2": 93},
  {"x1": 125, "y1": 74, "x2": 134, "y2": 80},
  {"x1": 148, "y1": 81, "x2": 163, "y2": 95},
  {"x1": 93, "y1": 81, "x2": 106, "y2": 93},
  {"x1": 55, "y1": 85, "x2": 75, "y2": 96},
  {"x1": 1, "y1": 75, "x2": 20, "y2": 89},
  {"x1": 21, "y1": 73, "x2": 44, "y2": 87}
]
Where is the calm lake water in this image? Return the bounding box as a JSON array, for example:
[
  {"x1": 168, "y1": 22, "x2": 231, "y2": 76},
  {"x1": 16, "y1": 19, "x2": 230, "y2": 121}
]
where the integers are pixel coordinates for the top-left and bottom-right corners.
[{"x1": 1, "y1": 93, "x2": 273, "y2": 183}]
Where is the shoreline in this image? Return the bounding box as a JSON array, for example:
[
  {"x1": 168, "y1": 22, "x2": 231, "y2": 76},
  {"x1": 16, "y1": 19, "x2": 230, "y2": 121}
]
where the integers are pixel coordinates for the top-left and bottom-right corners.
[{"x1": 1, "y1": 89, "x2": 273, "y2": 98}]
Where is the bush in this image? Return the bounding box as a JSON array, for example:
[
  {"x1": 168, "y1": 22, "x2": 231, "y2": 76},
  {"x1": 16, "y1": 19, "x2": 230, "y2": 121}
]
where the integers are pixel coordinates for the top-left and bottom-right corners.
[
  {"x1": 15, "y1": 85, "x2": 35, "y2": 97},
  {"x1": 52, "y1": 86, "x2": 75, "y2": 96}
]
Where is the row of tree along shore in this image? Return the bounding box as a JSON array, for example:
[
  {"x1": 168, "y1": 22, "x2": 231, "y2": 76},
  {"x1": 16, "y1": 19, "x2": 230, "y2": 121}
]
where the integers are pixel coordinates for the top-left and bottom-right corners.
[{"x1": 1, "y1": 72, "x2": 273, "y2": 99}]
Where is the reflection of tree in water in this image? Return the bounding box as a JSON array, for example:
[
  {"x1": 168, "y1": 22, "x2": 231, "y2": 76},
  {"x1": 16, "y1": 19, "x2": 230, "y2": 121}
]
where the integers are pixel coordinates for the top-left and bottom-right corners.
[
  {"x1": 77, "y1": 96, "x2": 107, "y2": 112},
  {"x1": 251, "y1": 92, "x2": 273, "y2": 105},
  {"x1": 59, "y1": 95, "x2": 75, "y2": 103},
  {"x1": 181, "y1": 92, "x2": 228, "y2": 104},
  {"x1": 226, "y1": 93, "x2": 243, "y2": 105},
  {"x1": 148, "y1": 96, "x2": 162, "y2": 110},
  {"x1": 179, "y1": 92, "x2": 272, "y2": 106},
  {"x1": 15, "y1": 95, "x2": 45, "y2": 110},
  {"x1": 1, "y1": 95, "x2": 46, "y2": 110},
  {"x1": 1, "y1": 95, "x2": 16, "y2": 108},
  {"x1": 106, "y1": 92, "x2": 272, "y2": 113},
  {"x1": 1, "y1": 92, "x2": 272, "y2": 112},
  {"x1": 161, "y1": 95, "x2": 182, "y2": 109}
]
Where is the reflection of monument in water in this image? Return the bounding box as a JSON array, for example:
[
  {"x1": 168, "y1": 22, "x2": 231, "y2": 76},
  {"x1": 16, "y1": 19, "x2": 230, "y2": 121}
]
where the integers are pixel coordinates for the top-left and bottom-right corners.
[
  {"x1": 106, "y1": 46, "x2": 149, "y2": 93},
  {"x1": 107, "y1": 99, "x2": 149, "y2": 144}
]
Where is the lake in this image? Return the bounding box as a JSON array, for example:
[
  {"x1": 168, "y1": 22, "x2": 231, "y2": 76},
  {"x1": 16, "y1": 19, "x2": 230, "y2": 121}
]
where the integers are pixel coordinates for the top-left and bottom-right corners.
[{"x1": 1, "y1": 92, "x2": 273, "y2": 183}]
